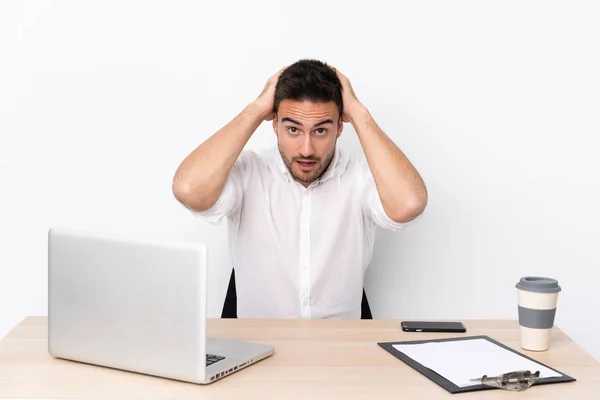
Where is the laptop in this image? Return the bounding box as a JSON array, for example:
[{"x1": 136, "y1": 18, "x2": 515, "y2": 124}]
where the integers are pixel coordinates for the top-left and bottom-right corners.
[{"x1": 47, "y1": 227, "x2": 274, "y2": 384}]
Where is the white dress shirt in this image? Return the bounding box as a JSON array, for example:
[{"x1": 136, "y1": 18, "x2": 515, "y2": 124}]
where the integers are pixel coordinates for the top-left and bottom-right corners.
[{"x1": 187, "y1": 146, "x2": 409, "y2": 319}]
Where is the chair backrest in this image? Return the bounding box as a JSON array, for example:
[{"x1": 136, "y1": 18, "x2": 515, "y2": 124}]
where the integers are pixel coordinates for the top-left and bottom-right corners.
[{"x1": 221, "y1": 269, "x2": 373, "y2": 319}]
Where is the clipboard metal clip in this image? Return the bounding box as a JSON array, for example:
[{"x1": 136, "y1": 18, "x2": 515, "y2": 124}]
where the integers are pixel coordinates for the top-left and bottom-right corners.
[{"x1": 470, "y1": 370, "x2": 540, "y2": 391}]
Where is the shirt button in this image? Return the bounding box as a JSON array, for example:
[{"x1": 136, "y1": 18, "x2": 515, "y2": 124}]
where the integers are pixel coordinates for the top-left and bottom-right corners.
[
  {"x1": 302, "y1": 263, "x2": 308, "y2": 270},
  {"x1": 303, "y1": 299, "x2": 309, "y2": 306}
]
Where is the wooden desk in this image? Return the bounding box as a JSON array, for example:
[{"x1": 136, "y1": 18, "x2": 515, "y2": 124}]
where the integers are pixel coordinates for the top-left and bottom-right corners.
[{"x1": 1, "y1": 318, "x2": 599, "y2": 399}]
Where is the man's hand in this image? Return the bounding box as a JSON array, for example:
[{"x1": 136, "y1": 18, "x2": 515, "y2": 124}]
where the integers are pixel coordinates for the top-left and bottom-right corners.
[
  {"x1": 254, "y1": 67, "x2": 286, "y2": 121},
  {"x1": 332, "y1": 67, "x2": 364, "y2": 123}
]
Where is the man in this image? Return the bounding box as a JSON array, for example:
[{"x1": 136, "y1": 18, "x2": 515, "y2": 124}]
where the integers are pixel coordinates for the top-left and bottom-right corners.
[{"x1": 172, "y1": 59, "x2": 427, "y2": 319}]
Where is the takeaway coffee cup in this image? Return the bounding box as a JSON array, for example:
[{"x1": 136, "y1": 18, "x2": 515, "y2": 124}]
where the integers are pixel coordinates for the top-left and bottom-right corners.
[{"x1": 516, "y1": 277, "x2": 561, "y2": 351}]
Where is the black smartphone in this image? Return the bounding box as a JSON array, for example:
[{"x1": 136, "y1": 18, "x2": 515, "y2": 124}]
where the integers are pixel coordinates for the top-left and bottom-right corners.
[{"x1": 401, "y1": 321, "x2": 466, "y2": 333}]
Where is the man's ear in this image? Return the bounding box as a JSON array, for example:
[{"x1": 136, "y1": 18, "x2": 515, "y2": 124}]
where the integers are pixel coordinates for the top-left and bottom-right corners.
[
  {"x1": 272, "y1": 115, "x2": 278, "y2": 135},
  {"x1": 337, "y1": 118, "x2": 344, "y2": 138}
]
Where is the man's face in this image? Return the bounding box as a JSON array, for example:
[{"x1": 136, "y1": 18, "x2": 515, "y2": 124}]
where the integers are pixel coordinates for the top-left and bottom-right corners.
[{"x1": 273, "y1": 99, "x2": 343, "y2": 187}]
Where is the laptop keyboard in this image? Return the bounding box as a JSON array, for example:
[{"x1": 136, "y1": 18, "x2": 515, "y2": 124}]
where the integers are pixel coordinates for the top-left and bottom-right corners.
[{"x1": 206, "y1": 354, "x2": 226, "y2": 366}]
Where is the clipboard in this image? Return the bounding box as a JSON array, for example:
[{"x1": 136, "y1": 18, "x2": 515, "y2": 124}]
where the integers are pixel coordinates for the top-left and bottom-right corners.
[{"x1": 378, "y1": 335, "x2": 576, "y2": 394}]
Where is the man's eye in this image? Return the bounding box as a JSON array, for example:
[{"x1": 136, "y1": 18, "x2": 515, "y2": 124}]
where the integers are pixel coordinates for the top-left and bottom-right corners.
[
  {"x1": 288, "y1": 127, "x2": 299, "y2": 133},
  {"x1": 315, "y1": 128, "x2": 327, "y2": 135}
]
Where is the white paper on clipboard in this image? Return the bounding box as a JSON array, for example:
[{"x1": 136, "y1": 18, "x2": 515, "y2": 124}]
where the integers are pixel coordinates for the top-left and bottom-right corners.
[{"x1": 393, "y1": 338, "x2": 562, "y2": 388}]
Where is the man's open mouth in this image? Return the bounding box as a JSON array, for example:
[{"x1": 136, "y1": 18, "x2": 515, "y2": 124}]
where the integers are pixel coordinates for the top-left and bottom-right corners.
[{"x1": 297, "y1": 160, "x2": 317, "y2": 171}]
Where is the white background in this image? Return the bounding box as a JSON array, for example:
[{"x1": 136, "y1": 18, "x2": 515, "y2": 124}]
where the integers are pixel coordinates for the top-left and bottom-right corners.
[{"x1": 1, "y1": 1, "x2": 599, "y2": 361}]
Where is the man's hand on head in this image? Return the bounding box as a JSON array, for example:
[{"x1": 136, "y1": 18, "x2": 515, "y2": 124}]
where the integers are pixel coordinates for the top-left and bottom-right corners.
[
  {"x1": 254, "y1": 67, "x2": 287, "y2": 122},
  {"x1": 331, "y1": 67, "x2": 365, "y2": 123}
]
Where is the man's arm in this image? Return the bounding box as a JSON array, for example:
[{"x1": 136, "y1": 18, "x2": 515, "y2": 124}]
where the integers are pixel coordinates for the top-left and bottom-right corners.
[
  {"x1": 335, "y1": 69, "x2": 428, "y2": 223},
  {"x1": 172, "y1": 68, "x2": 284, "y2": 211}
]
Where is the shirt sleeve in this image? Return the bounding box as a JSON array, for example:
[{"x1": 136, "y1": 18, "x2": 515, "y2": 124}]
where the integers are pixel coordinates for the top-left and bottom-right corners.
[
  {"x1": 358, "y1": 157, "x2": 410, "y2": 231},
  {"x1": 184, "y1": 152, "x2": 247, "y2": 225}
]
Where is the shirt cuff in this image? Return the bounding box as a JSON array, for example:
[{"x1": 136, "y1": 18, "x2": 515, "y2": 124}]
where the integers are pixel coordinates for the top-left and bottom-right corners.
[
  {"x1": 187, "y1": 178, "x2": 236, "y2": 225},
  {"x1": 367, "y1": 183, "x2": 411, "y2": 231}
]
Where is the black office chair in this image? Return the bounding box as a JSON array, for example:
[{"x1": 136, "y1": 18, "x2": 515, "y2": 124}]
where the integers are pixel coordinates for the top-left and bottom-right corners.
[{"x1": 221, "y1": 269, "x2": 373, "y2": 319}]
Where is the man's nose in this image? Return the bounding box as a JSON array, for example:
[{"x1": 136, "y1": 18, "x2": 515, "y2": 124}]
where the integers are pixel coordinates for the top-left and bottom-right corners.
[{"x1": 300, "y1": 133, "x2": 316, "y2": 158}]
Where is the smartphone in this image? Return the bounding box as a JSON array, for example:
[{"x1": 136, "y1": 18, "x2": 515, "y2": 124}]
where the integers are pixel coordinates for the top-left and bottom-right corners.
[{"x1": 401, "y1": 321, "x2": 466, "y2": 333}]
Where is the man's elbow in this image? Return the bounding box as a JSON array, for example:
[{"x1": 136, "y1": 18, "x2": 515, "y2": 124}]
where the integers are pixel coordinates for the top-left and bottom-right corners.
[
  {"x1": 172, "y1": 181, "x2": 215, "y2": 212},
  {"x1": 388, "y1": 194, "x2": 428, "y2": 224}
]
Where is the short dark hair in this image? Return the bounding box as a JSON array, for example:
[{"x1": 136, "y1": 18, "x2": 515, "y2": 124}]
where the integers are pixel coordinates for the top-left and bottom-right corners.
[{"x1": 274, "y1": 59, "x2": 343, "y2": 118}]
